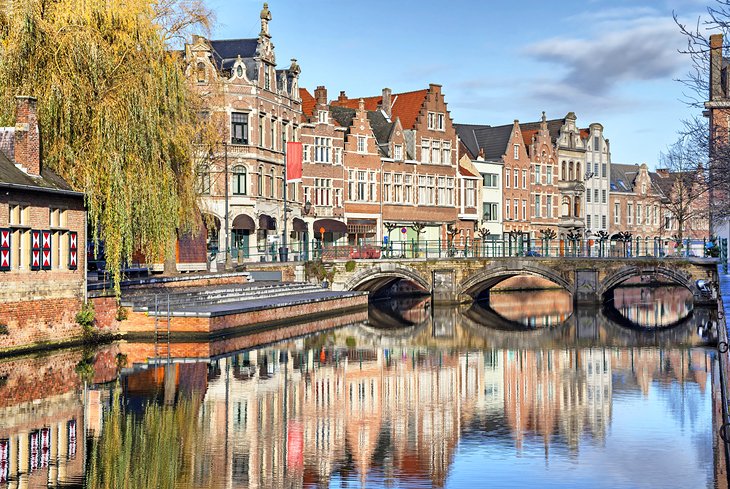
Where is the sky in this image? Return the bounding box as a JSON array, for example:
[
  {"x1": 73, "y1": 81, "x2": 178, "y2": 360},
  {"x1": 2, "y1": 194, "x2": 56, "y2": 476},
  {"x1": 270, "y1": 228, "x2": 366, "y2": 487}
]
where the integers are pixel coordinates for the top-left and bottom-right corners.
[{"x1": 207, "y1": 0, "x2": 713, "y2": 166}]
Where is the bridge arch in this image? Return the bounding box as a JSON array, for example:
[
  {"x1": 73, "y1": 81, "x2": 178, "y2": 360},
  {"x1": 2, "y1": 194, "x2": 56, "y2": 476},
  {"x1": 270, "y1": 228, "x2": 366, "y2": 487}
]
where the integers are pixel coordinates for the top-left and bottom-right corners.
[
  {"x1": 459, "y1": 261, "x2": 573, "y2": 298},
  {"x1": 344, "y1": 265, "x2": 431, "y2": 293},
  {"x1": 599, "y1": 265, "x2": 700, "y2": 299}
]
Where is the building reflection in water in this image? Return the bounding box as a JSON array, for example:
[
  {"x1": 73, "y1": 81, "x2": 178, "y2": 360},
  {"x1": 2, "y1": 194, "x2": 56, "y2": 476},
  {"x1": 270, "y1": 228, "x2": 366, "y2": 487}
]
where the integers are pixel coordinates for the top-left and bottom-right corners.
[
  {"x1": 0, "y1": 288, "x2": 718, "y2": 489},
  {"x1": 611, "y1": 285, "x2": 694, "y2": 328}
]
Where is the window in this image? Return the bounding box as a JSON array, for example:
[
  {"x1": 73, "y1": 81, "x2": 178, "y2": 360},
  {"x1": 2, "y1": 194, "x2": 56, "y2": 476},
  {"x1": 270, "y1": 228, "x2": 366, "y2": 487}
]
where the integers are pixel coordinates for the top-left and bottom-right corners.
[
  {"x1": 259, "y1": 115, "x2": 265, "y2": 146},
  {"x1": 546, "y1": 195, "x2": 552, "y2": 218},
  {"x1": 465, "y1": 180, "x2": 475, "y2": 207},
  {"x1": 602, "y1": 215, "x2": 607, "y2": 229},
  {"x1": 404, "y1": 174, "x2": 413, "y2": 203},
  {"x1": 196, "y1": 165, "x2": 211, "y2": 195},
  {"x1": 614, "y1": 203, "x2": 620, "y2": 225},
  {"x1": 627, "y1": 203, "x2": 633, "y2": 224},
  {"x1": 282, "y1": 121, "x2": 288, "y2": 149},
  {"x1": 437, "y1": 113, "x2": 445, "y2": 130},
  {"x1": 561, "y1": 161, "x2": 567, "y2": 180},
  {"x1": 522, "y1": 170, "x2": 527, "y2": 189},
  {"x1": 318, "y1": 110, "x2": 328, "y2": 124},
  {"x1": 421, "y1": 139, "x2": 430, "y2": 163},
  {"x1": 264, "y1": 69, "x2": 270, "y2": 90},
  {"x1": 232, "y1": 166, "x2": 247, "y2": 195},
  {"x1": 521, "y1": 200, "x2": 526, "y2": 220},
  {"x1": 257, "y1": 166, "x2": 264, "y2": 195},
  {"x1": 636, "y1": 204, "x2": 642, "y2": 225},
  {"x1": 9, "y1": 204, "x2": 28, "y2": 226},
  {"x1": 314, "y1": 179, "x2": 331, "y2": 205},
  {"x1": 335, "y1": 188, "x2": 342, "y2": 208},
  {"x1": 514, "y1": 200, "x2": 518, "y2": 220},
  {"x1": 270, "y1": 119, "x2": 275, "y2": 150},
  {"x1": 369, "y1": 171, "x2": 377, "y2": 201},
  {"x1": 357, "y1": 171, "x2": 367, "y2": 201},
  {"x1": 383, "y1": 173, "x2": 392, "y2": 203},
  {"x1": 594, "y1": 189, "x2": 599, "y2": 203},
  {"x1": 547, "y1": 166, "x2": 553, "y2": 184},
  {"x1": 593, "y1": 136, "x2": 599, "y2": 151},
  {"x1": 653, "y1": 205, "x2": 658, "y2": 225},
  {"x1": 535, "y1": 165, "x2": 541, "y2": 185},
  {"x1": 665, "y1": 212, "x2": 672, "y2": 230},
  {"x1": 302, "y1": 144, "x2": 310, "y2": 163},
  {"x1": 431, "y1": 140, "x2": 441, "y2": 164},
  {"x1": 602, "y1": 163, "x2": 607, "y2": 178},
  {"x1": 505, "y1": 168, "x2": 511, "y2": 188},
  {"x1": 196, "y1": 62, "x2": 206, "y2": 83},
  {"x1": 601, "y1": 189, "x2": 607, "y2": 204},
  {"x1": 334, "y1": 148, "x2": 343, "y2": 165},
  {"x1": 505, "y1": 199, "x2": 510, "y2": 219},
  {"x1": 534, "y1": 195, "x2": 541, "y2": 218},
  {"x1": 513, "y1": 169, "x2": 518, "y2": 188},
  {"x1": 231, "y1": 113, "x2": 249, "y2": 145},
  {"x1": 513, "y1": 144, "x2": 519, "y2": 160},
  {"x1": 586, "y1": 214, "x2": 592, "y2": 229},
  {"x1": 483, "y1": 173, "x2": 498, "y2": 188},
  {"x1": 483, "y1": 203, "x2": 498, "y2": 222},
  {"x1": 427, "y1": 112, "x2": 435, "y2": 129},
  {"x1": 438, "y1": 176, "x2": 446, "y2": 205},
  {"x1": 347, "y1": 170, "x2": 355, "y2": 200},
  {"x1": 314, "y1": 137, "x2": 331, "y2": 163},
  {"x1": 418, "y1": 176, "x2": 428, "y2": 204},
  {"x1": 269, "y1": 169, "x2": 275, "y2": 198},
  {"x1": 394, "y1": 173, "x2": 403, "y2": 203},
  {"x1": 357, "y1": 136, "x2": 366, "y2": 153},
  {"x1": 394, "y1": 144, "x2": 403, "y2": 161},
  {"x1": 442, "y1": 141, "x2": 451, "y2": 164},
  {"x1": 641, "y1": 183, "x2": 647, "y2": 195},
  {"x1": 587, "y1": 190, "x2": 591, "y2": 203},
  {"x1": 427, "y1": 176, "x2": 435, "y2": 205}
]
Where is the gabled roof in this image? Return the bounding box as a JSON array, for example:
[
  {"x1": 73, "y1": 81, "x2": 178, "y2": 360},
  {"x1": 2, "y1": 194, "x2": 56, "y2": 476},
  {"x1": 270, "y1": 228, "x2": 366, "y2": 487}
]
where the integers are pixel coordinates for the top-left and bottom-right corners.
[
  {"x1": 454, "y1": 123, "x2": 514, "y2": 161},
  {"x1": 519, "y1": 118, "x2": 566, "y2": 144},
  {"x1": 299, "y1": 88, "x2": 316, "y2": 117},
  {"x1": 331, "y1": 89, "x2": 428, "y2": 129},
  {"x1": 329, "y1": 105, "x2": 356, "y2": 131},
  {"x1": 366, "y1": 110, "x2": 394, "y2": 147},
  {"x1": 521, "y1": 129, "x2": 538, "y2": 149},
  {"x1": 209, "y1": 38, "x2": 258, "y2": 70},
  {"x1": 610, "y1": 163, "x2": 641, "y2": 193},
  {"x1": 0, "y1": 150, "x2": 79, "y2": 195}
]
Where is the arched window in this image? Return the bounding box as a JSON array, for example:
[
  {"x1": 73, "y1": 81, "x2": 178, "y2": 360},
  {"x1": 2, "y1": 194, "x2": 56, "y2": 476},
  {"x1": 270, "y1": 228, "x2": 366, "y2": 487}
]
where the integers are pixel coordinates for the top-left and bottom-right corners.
[
  {"x1": 561, "y1": 161, "x2": 566, "y2": 180},
  {"x1": 232, "y1": 166, "x2": 247, "y2": 195},
  {"x1": 269, "y1": 169, "x2": 275, "y2": 198},
  {"x1": 569, "y1": 161, "x2": 574, "y2": 181},
  {"x1": 257, "y1": 166, "x2": 264, "y2": 196},
  {"x1": 574, "y1": 197, "x2": 581, "y2": 217},
  {"x1": 576, "y1": 162, "x2": 581, "y2": 180},
  {"x1": 561, "y1": 197, "x2": 570, "y2": 217},
  {"x1": 196, "y1": 164, "x2": 211, "y2": 195},
  {"x1": 196, "y1": 62, "x2": 206, "y2": 83}
]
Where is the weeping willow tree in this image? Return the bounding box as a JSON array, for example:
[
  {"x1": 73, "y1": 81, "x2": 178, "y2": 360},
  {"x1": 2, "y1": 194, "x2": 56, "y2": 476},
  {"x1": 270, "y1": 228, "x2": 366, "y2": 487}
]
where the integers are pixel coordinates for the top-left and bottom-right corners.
[{"x1": 0, "y1": 0, "x2": 212, "y2": 292}]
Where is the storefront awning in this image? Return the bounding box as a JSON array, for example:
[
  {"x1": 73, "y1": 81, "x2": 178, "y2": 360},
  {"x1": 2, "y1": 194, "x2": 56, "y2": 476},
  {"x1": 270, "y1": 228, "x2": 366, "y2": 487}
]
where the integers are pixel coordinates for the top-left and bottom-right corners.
[
  {"x1": 259, "y1": 214, "x2": 276, "y2": 231},
  {"x1": 313, "y1": 219, "x2": 347, "y2": 235},
  {"x1": 232, "y1": 214, "x2": 255, "y2": 231},
  {"x1": 292, "y1": 218, "x2": 308, "y2": 233}
]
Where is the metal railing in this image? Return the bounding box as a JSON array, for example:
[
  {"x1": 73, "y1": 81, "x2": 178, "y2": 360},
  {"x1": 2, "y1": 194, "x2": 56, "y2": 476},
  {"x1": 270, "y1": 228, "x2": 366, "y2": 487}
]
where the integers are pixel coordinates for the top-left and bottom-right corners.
[{"x1": 210, "y1": 237, "x2": 727, "y2": 263}]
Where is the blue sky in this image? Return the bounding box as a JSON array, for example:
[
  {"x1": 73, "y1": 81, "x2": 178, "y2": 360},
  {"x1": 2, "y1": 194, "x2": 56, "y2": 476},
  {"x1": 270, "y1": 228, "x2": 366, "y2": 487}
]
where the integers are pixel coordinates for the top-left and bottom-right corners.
[{"x1": 207, "y1": 0, "x2": 711, "y2": 166}]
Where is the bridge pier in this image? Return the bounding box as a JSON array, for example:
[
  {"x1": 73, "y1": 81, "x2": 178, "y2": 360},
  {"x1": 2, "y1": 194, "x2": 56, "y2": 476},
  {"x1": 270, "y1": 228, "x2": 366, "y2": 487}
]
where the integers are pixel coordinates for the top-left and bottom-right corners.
[{"x1": 573, "y1": 269, "x2": 601, "y2": 306}]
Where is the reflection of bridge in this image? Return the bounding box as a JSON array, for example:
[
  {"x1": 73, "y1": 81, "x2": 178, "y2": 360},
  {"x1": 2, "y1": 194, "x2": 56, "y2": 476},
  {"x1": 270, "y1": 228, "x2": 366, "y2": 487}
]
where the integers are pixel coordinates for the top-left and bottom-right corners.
[{"x1": 321, "y1": 257, "x2": 720, "y2": 305}]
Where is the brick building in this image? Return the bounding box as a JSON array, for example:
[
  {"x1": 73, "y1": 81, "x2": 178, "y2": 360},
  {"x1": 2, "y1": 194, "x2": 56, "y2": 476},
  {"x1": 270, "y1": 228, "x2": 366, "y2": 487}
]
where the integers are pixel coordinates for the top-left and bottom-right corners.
[
  {"x1": 184, "y1": 3, "x2": 304, "y2": 264},
  {"x1": 0, "y1": 96, "x2": 86, "y2": 352}
]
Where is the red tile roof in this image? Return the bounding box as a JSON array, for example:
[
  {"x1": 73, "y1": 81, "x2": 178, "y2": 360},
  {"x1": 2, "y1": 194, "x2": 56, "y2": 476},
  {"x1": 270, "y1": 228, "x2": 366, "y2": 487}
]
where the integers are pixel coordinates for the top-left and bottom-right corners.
[
  {"x1": 299, "y1": 88, "x2": 316, "y2": 117},
  {"x1": 580, "y1": 128, "x2": 590, "y2": 140},
  {"x1": 521, "y1": 129, "x2": 538, "y2": 148},
  {"x1": 459, "y1": 165, "x2": 479, "y2": 178},
  {"x1": 331, "y1": 89, "x2": 429, "y2": 129}
]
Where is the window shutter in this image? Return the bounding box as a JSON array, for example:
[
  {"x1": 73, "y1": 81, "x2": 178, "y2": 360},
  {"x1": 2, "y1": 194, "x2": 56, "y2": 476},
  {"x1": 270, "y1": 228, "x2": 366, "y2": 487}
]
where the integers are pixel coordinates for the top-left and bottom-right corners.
[
  {"x1": 0, "y1": 229, "x2": 10, "y2": 271},
  {"x1": 31, "y1": 230, "x2": 41, "y2": 271},
  {"x1": 41, "y1": 230, "x2": 52, "y2": 270},
  {"x1": 69, "y1": 232, "x2": 78, "y2": 270}
]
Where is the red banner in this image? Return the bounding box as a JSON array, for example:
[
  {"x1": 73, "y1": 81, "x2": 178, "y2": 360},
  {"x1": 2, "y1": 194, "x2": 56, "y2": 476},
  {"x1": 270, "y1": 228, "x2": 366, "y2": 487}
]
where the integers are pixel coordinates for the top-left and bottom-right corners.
[{"x1": 286, "y1": 141, "x2": 303, "y2": 183}]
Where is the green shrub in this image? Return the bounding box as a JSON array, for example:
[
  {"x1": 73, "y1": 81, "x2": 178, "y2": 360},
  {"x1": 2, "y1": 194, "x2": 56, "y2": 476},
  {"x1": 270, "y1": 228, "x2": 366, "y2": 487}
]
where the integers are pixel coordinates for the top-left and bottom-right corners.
[
  {"x1": 115, "y1": 305, "x2": 129, "y2": 321},
  {"x1": 345, "y1": 336, "x2": 356, "y2": 348},
  {"x1": 345, "y1": 260, "x2": 356, "y2": 272},
  {"x1": 76, "y1": 301, "x2": 96, "y2": 337},
  {"x1": 305, "y1": 260, "x2": 336, "y2": 284},
  {"x1": 0, "y1": 324, "x2": 8, "y2": 335}
]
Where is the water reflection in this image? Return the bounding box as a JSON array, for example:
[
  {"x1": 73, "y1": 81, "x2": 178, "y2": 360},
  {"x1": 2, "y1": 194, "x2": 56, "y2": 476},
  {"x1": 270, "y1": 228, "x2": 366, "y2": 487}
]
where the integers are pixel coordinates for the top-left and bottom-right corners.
[
  {"x1": 0, "y1": 296, "x2": 720, "y2": 489},
  {"x1": 611, "y1": 285, "x2": 694, "y2": 328},
  {"x1": 488, "y1": 289, "x2": 573, "y2": 328}
]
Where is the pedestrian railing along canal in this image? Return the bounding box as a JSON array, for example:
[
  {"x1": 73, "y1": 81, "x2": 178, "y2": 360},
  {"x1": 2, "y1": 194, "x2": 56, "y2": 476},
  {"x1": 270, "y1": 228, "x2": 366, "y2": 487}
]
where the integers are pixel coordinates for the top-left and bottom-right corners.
[{"x1": 216, "y1": 237, "x2": 728, "y2": 266}]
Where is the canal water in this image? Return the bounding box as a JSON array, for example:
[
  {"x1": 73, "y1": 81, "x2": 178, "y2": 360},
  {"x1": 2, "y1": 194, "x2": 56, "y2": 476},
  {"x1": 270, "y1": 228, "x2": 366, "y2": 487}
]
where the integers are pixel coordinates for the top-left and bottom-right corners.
[{"x1": 0, "y1": 284, "x2": 722, "y2": 488}]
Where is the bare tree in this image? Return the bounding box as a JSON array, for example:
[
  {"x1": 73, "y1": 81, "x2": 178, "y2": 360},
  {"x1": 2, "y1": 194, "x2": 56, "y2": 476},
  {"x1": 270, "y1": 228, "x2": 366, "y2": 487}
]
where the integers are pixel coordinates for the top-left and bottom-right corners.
[{"x1": 657, "y1": 136, "x2": 711, "y2": 244}]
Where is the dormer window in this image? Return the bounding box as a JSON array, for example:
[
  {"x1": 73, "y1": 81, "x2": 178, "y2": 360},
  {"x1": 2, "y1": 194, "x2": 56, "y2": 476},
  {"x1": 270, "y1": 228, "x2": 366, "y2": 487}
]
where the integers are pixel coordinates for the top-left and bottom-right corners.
[
  {"x1": 236, "y1": 64, "x2": 244, "y2": 78},
  {"x1": 264, "y1": 69, "x2": 271, "y2": 91},
  {"x1": 394, "y1": 144, "x2": 403, "y2": 161},
  {"x1": 196, "y1": 62, "x2": 206, "y2": 83},
  {"x1": 318, "y1": 110, "x2": 328, "y2": 124}
]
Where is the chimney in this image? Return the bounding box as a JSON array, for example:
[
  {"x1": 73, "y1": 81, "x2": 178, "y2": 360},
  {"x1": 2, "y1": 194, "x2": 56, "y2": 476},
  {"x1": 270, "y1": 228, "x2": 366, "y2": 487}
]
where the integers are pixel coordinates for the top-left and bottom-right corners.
[
  {"x1": 338, "y1": 90, "x2": 347, "y2": 102},
  {"x1": 381, "y1": 88, "x2": 392, "y2": 118},
  {"x1": 314, "y1": 85, "x2": 327, "y2": 108},
  {"x1": 14, "y1": 96, "x2": 40, "y2": 176},
  {"x1": 477, "y1": 148, "x2": 485, "y2": 161},
  {"x1": 710, "y1": 34, "x2": 724, "y2": 101}
]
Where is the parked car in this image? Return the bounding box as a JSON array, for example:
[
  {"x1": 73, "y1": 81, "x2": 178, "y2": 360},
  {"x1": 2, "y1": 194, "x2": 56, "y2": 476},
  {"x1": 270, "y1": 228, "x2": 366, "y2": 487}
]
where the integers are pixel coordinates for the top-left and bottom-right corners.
[
  {"x1": 525, "y1": 250, "x2": 541, "y2": 257},
  {"x1": 349, "y1": 245, "x2": 381, "y2": 259}
]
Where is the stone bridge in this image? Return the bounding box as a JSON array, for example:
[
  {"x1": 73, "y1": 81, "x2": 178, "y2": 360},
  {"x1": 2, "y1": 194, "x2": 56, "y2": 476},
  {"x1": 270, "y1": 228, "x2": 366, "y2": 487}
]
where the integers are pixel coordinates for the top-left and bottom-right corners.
[{"x1": 319, "y1": 257, "x2": 720, "y2": 305}]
